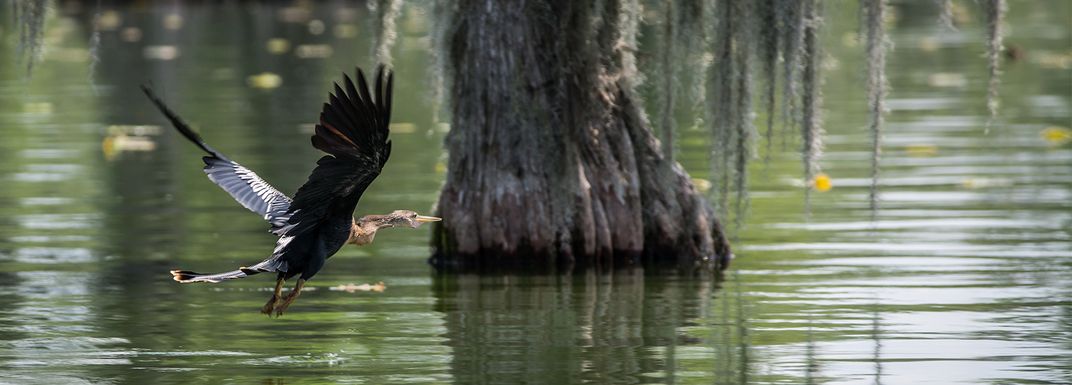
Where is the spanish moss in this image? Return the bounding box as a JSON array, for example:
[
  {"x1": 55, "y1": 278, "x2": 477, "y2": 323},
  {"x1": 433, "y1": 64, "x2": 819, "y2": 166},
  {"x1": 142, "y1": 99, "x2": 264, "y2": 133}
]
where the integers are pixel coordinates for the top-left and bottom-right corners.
[
  {"x1": 708, "y1": 0, "x2": 735, "y2": 219},
  {"x1": 618, "y1": 0, "x2": 643, "y2": 89},
  {"x1": 862, "y1": 0, "x2": 889, "y2": 213},
  {"x1": 937, "y1": 0, "x2": 956, "y2": 30},
  {"x1": 676, "y1": 0, "x2": 707, "y2": 138},
  {"x1": 659, "y1": 0, "x2": 676, "y2": 161},
  {"x1": 371, "y1": 0, "x2": 403, "y2": 68},
  {"x1": 427, "y1": 0, "x2": 452, "y2": 124},
  {"x1": 756, "y1": 0, "x2": 779, "y2": 164},
  {"x1": 709, "y1": 0, "x2": 756, "y2": 226},
  {"x1": 778, "y1": 0, "x2": 806, "y2": 148},
  {"x1": 13, "y1": 0, "x2": 47, "y2": 76},
  {"x1": 984, "y1": 0, "x2": 1006, "y2": 132},
  {"x1": 801, "y1": 0, "x2": 824, "y2": 217},
  {"x1": 88, "y1": 0, "x2": 102, "y2": 93},
  {"x1": 732, "y1": 0, "x2": 756, "y2": 226}
]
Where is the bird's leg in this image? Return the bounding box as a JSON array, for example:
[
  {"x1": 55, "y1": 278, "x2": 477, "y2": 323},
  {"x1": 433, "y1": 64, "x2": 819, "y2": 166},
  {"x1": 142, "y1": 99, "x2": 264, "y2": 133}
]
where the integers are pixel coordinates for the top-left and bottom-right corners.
[
  {"x1": 261, "y1": 277, "x2": 285, "y2": 315},
  {"x1": 273, "y1": 279, "x2": 306, "y2": 317}
]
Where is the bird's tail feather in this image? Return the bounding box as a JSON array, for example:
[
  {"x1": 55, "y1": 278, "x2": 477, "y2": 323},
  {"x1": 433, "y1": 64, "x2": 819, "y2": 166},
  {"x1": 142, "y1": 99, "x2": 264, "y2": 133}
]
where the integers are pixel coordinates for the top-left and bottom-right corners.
[{"x1": 171, "y1": 268, "x2": 261, "y2": 283}]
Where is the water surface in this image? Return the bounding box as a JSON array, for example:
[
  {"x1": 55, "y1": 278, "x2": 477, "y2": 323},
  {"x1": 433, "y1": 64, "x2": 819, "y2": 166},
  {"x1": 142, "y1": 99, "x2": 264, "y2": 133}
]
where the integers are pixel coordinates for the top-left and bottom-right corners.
[{"x1": 0, "y1": 2, "x2": 1069, "y2": 384}]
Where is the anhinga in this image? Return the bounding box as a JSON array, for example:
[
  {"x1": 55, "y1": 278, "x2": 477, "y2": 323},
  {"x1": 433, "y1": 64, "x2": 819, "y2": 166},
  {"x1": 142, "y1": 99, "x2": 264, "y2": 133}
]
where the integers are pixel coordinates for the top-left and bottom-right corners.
[{"x1": 141, "y1": 65, "x2": 440, "y2": 316}]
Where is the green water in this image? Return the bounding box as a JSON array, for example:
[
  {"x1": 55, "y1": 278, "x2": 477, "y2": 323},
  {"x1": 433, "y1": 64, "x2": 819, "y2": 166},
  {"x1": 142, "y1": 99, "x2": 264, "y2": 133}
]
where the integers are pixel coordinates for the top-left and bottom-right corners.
[{"x1": 1, "y1": 2, "x2": 1069, "y2": 384}]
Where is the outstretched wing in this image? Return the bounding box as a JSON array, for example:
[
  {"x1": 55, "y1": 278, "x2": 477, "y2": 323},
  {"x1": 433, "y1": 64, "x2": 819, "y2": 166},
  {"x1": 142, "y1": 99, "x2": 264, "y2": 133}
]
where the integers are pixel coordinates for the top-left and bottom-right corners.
[
  {"x1": 141, "y1": 86, "x2": 293, "y2": 233},
  {"x1": 281, "y1": 65, "x2": 393, "y2": 236}
]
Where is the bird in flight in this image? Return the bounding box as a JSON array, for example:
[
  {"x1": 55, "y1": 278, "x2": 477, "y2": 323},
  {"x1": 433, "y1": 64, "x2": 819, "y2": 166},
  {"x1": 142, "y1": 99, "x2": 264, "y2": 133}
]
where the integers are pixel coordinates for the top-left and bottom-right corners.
[{"x1": 141, "y1": 65, "x2": 440, "y2": 317}]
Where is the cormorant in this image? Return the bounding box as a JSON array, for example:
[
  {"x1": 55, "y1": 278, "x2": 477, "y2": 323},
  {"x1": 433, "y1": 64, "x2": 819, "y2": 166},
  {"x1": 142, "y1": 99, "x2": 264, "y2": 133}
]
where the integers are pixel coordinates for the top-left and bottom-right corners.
[{"x1": 141, "y1": 65, "x2": 439, "y2": 316}]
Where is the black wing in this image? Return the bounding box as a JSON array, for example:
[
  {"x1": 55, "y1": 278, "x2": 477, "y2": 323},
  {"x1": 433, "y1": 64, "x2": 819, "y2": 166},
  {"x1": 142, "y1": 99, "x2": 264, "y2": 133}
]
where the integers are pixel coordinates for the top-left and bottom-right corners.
[
  {"x1": 141, "y1": 86, "x2": 293, "y2": 233},
  {"x1": 281, "y1": 65, "x2": 393, "y2": 236}
]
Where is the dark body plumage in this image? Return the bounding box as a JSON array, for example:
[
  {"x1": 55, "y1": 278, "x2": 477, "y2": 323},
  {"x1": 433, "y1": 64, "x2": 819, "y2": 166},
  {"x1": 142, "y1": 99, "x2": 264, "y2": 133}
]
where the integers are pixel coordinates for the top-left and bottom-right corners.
[{"x1": 143, "y1": 66, "x2": 405, "y2": 316}]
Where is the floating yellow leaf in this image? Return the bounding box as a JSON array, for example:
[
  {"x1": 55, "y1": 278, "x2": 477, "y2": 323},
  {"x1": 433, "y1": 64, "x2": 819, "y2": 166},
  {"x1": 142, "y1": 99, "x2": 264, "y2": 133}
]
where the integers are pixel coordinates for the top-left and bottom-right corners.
[
  {"x1": 247, "y1": 72, "x2": 282, "y2": 89},
  {"x1": 266, "y1": 38, "x2": 290, "y2": 54},
  {"x1": 905, "y1": 144, "x2": 939, "y2": 157},
  {"x1": 435, "y1": 161, "x2": 448, "y2": 174},
  {"x1": 1041, "y1": 126, "x2": 1071, "y2": 145},
  {"x1": 813, "y1": 173, "x2": 832, "y2": 192}
]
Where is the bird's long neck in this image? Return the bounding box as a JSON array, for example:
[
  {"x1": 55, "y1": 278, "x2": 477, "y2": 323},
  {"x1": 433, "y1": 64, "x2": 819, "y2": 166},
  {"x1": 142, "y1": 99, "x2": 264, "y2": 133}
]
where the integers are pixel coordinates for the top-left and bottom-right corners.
[{"x1": 348, "y1": 215, "x2": 389, "y2": 246}]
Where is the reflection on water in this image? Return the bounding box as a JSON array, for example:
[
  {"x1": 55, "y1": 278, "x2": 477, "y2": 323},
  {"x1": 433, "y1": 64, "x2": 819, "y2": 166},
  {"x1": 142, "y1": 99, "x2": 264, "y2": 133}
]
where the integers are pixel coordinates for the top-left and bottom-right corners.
[{"x1": 0, "y1": 1, "x2": 1070, "y2": 384}]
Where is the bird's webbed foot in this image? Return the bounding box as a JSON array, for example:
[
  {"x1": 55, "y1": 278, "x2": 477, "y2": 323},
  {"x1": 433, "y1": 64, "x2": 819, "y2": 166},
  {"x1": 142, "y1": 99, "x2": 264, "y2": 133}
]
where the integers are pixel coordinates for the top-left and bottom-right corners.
[{"x1": 272, "y1": 279, "x2": 306, "y2": 317}]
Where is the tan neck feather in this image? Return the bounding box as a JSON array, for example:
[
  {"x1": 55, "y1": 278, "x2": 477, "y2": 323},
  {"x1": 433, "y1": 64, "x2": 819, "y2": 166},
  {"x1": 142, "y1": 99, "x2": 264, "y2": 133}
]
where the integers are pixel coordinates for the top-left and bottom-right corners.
[{"x1": 347, "y1": 218, "x2": 381, "y2": 246}]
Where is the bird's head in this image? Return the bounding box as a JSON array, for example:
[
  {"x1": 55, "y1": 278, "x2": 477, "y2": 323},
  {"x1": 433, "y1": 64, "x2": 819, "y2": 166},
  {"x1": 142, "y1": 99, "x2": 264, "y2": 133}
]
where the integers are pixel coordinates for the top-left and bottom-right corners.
[{"x1": 382, "y1": 210, "x2": 441, "y2": 229}]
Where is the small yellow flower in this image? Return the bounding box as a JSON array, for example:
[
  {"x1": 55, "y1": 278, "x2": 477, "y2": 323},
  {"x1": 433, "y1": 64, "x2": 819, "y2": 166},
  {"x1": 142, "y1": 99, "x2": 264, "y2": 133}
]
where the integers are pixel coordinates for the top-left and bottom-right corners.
[
  {"x1": 813, "y1": 173, "x2": 832, "y2": 192},
  {"x1": 266, "y1": 38, "x2": 290, "y2": 54},
  {"x1": 247, "y1": 72, "x2": 282, "y2": 89}
]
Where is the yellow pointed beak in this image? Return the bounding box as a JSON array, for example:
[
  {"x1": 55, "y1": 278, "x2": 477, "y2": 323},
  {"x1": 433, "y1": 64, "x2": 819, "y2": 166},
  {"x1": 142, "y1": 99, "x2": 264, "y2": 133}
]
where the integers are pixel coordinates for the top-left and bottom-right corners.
[{"x1": 415, "y1": 215, "x2": 442, "y2": 223}]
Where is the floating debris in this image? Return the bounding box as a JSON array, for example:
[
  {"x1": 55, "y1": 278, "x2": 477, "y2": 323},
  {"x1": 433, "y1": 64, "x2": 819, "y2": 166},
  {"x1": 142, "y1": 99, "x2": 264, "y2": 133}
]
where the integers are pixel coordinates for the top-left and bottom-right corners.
[
  {"x1": 266, "y1": 38, "x2": 290, "y2": 54},
  {"x1": 120, "y1": 27, "x2": 142, "y2": 42},
  {"x1": 297, "y1": 123, "x2": 317, "y2": 134},
  {"x1": 390, "y1": 123, "x2": 416, "y2": 134},
  {"x1": 163, "y1": 13, "x2": 183, "y2": 30},
  {"x1": 334, "y1": 24, "x2": 359, "y2": 39},
  {"x1": 247, "y1": 72, "x2": 282, "y2": 89},
  {"x1": 23, "y1": 102, "x2": 53, "y2": 115},
  {"x1": 307, "y1": 19, "x2": 326, "y2": 35},
  {"x1": 96, "y1": 10, "x2": 121, "y2": 31},
  {"x1": 329, "y1": 282, "x2": 386, "y2": 293},
  {"x1": 334, "y1": 8, "x2": 358, "y2": 22},
  {"x1": 295, "y1": 44, "x2": 333, "y2": 59},
  {"x1": 919, "y1": 36, "x2": 940, "y2": 53},
  {"x1": 691, "y1": 178, "x2": 713, "y2": 194},
  {"x1": 904, "y1": 144, "x2": 939, "y2": 157},
  {"x1": 107, "y1": 125, "x2": 162, "y2": 136},
  {"x1": 102, "y1": 134, "x2": 156, "y2": 161},
  {"x1": 211, "y1": 68, "x2": 235, "y2": 80},
  {"x1": 46, "y1": 47, "x2": 90, "y2": 63},
  {"x1": 1041, "y1": 126, "x2": 1071, "y2": 146},
  {"x1": 1035, "y1": 50, "x2": 1072, "y2": 70},
  {"x1": 961, "y1": 177, "x2": 1013, "y2": 189},
  {"x1": 277, "y1": 6, "x2": 311, "y2": 23},
  {"x1": 812, "y1": 173, "x2": 832, "y2": 192},
  {"x1": 143, "y1": 45, "x2": 180, "y2": 60},
  {"x1": 927, "y1": 72, "x2": 966, "y2": 88}
]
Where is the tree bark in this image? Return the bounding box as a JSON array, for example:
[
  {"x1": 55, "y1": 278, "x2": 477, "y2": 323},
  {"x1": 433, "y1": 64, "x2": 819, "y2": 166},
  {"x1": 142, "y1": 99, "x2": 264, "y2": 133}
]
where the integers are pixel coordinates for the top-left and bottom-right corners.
[{"x1": 432, "y1": 0, "x2": 731, "y2": 271}]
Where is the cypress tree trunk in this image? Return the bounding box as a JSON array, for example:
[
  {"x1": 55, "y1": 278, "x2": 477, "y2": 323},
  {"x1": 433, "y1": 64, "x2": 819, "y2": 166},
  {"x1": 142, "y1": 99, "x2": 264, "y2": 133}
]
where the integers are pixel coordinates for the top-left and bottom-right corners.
[{"x1": 432, "y1": 0, "x2": 731, "y2": 270}]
